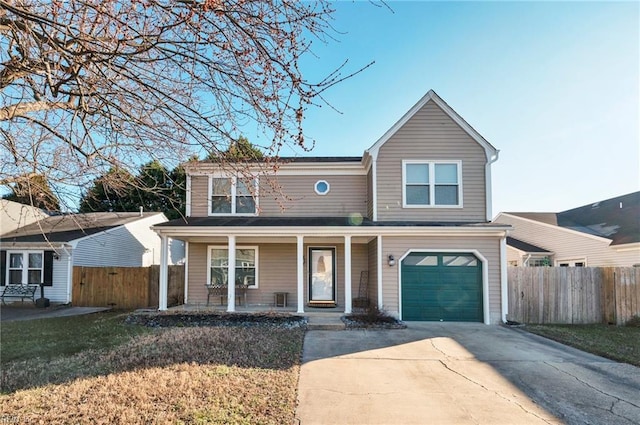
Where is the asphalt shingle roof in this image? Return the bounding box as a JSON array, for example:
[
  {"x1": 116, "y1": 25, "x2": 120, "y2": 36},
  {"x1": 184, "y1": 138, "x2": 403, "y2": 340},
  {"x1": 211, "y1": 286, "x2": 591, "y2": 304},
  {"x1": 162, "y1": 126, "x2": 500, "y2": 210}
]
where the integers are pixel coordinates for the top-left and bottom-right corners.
[{"x1": 0, "y1": 212, "x2": 163, "y2": 243}]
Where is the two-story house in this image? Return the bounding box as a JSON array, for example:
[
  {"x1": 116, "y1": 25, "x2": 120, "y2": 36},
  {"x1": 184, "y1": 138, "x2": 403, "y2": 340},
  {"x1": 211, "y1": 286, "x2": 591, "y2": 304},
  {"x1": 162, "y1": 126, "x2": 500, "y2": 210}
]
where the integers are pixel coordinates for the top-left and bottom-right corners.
[{"x1": 153, "y1": 90, "x2": 512, "y2": 324}]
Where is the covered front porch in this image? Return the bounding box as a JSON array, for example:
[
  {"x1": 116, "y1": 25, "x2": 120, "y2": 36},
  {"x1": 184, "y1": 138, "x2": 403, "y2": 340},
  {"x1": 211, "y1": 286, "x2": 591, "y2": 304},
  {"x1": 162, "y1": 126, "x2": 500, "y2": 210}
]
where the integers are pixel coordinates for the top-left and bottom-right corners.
[{"x1": 156, "y1": 233, "x2": 383, "y2": 315}]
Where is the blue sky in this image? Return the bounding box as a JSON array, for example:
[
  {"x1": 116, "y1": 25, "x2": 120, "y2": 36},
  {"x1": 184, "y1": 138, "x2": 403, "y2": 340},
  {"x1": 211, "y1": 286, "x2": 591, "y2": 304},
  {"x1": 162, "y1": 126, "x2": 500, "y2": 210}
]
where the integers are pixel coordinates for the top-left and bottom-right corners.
[{"x1": 263, "y1": 1, "x2": 639, "y2": 216}]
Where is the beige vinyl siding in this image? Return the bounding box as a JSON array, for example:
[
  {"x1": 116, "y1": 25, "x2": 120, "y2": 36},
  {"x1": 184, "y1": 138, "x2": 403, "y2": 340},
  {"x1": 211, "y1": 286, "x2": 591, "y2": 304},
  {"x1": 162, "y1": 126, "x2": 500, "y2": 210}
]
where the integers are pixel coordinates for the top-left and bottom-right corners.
[
  {"x1": 367, "y1": 238, "x2": 378, "y2": 307},
  {"x1": 495, "y1": 214, "x2": 640, "y2": 267},
  {"x1": 381, "y1": 235, "x2": 502, "y2": 324},
  {"x1": 188, "y1": 173, "x2": 367, "y2": 217},
  {"x1": 259, "y1": 175, "x2": 367, "y2": 216},
  {"x1": 186, "y1": 242, "x2": 368, "y2": 308},
  {"x1": 189, "y1": 175, "x2": 209, "y2": 217},
  {"x1": 376, "y1": 101, "x2": 487, "y2": 222},
  {"x1": 187, "y1": 243, "x2": 208, "y2": 304}
]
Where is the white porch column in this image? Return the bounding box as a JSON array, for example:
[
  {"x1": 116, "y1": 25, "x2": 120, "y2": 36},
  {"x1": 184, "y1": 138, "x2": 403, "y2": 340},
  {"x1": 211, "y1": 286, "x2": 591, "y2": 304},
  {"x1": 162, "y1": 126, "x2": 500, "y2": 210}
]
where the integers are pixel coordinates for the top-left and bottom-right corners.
[
  {"x1": 183, "y1": 241, "x2": 189, "y2": 304},
  {"x1": 158, "y1": 235, "x2": 169, "y2": 311},
  {"x1": 227, "y1": 235, "x2": 236, "y2": 312},
  {"x1": 377, "y1": 235, "x2": 383, "y2": 310},
  {"x1": 344, "y1": 235, "x2": 352, "y2": 314},
  {"x1": 296, "y1": 235, "x2": 304, "y2": 313}
]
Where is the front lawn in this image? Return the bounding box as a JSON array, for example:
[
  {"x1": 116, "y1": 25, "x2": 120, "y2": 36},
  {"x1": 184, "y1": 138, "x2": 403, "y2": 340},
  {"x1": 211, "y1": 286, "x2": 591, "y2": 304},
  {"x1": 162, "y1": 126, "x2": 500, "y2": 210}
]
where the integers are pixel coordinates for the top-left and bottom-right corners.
[
  {"x1": 524, "y1": 323, "x2": 640, "y2": 367},
  {"x1": 0, "y1": 312, "x2": 305, "y2": 424}
]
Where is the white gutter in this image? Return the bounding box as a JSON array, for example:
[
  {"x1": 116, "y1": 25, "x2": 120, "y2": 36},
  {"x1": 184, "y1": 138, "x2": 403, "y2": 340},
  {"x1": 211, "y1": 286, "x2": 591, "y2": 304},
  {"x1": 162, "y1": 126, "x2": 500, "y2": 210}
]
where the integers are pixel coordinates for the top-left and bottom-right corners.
[{"x1": 152, "y1": 225, "x2": 512, "y2": 239}]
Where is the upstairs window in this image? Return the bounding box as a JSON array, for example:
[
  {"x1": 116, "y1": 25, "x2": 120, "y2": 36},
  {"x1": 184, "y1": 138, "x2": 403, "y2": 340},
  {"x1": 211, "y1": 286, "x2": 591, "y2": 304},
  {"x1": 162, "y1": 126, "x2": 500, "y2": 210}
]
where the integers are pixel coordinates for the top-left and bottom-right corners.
[
  {"x1": 209, "y1": 175, "x2": 257, "y2": 215},
  {"x1": 402, "y1": 161, "x2": 462, "y2": 207}
]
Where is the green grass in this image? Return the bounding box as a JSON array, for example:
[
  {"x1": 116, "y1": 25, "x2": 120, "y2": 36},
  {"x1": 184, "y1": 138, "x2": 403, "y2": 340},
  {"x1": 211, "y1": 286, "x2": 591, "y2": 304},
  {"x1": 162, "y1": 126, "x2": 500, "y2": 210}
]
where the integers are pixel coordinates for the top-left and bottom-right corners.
[
  {"x1": 1, "y1": 311, "x2": 150, "y2": 364},
  {"x1": 525, "y1": 324, "x2": 640, "y2": 367}
]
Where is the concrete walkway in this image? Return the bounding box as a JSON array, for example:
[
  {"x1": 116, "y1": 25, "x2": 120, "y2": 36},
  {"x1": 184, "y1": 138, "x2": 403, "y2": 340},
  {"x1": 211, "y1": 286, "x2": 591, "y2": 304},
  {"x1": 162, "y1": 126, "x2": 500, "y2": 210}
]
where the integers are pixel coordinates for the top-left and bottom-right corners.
[
  {"x1": 296, "y1": 323, "x2": 640, "y2": 425},
  {"x1": 0, "y1": 304, "x2": 111, "y2": 322}
]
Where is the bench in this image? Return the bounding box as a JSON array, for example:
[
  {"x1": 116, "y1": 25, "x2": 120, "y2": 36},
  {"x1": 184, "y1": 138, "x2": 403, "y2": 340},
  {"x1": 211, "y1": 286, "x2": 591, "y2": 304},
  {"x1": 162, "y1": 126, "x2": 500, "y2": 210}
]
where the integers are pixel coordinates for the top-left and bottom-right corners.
[
  {"x1": 1, "y1": 284, "x2": 39, "y2": 304},
  {"x1": 206, "y1": 284, "x2": 248, "y2": 307}
]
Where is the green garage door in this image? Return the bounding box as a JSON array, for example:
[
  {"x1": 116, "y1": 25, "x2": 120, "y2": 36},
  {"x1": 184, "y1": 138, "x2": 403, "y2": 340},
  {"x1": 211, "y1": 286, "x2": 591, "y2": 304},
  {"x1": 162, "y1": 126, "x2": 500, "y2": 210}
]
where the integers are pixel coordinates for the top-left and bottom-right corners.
[{"x1": 401, "y1": 252, "x2": 483, "y2": 322}]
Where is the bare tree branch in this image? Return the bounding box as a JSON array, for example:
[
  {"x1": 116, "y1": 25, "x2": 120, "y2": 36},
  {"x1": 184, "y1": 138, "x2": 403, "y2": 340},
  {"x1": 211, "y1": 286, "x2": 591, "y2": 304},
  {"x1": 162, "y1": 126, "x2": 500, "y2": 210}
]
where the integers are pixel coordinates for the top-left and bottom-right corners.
[{"x1": 0, "y1": 0, "x2": 368, "y2": 211}]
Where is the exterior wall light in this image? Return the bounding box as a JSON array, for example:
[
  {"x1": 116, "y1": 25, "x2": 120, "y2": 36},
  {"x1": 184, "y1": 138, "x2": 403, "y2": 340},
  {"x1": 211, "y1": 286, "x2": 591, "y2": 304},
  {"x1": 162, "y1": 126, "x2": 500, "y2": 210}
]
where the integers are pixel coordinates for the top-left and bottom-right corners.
[{"x1": 388, "y1": 255, "x2": 396, "y2": 267}]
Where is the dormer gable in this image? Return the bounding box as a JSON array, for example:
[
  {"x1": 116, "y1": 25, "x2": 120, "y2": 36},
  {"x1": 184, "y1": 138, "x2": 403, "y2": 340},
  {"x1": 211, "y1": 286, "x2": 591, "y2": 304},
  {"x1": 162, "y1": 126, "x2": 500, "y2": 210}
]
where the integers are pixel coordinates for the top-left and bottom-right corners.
[
  {"x1": 365, "y1": 90, "x2": 499, "y2": 222},
  {"x1": 365, "y1": 89, "x2": 498, "y2": 162}
]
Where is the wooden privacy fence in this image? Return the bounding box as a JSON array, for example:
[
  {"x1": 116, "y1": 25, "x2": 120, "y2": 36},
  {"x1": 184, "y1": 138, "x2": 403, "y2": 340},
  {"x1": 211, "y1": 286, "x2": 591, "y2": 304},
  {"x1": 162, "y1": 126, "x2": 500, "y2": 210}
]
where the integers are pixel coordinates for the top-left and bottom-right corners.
[
  {"x1": 72, "y1": 265, "x2": 185, "y2": 309},
  {"x1": 508, "y1": 267, "x2": 640, "y2": 325}
]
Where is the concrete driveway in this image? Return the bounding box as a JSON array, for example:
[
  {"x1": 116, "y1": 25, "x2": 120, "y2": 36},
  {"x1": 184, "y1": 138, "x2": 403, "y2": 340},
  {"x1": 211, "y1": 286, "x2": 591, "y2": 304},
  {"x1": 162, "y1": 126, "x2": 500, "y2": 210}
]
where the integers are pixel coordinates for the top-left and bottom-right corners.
[{"x1": 296, "y1": 323, "x2": 640, "y2": 425}]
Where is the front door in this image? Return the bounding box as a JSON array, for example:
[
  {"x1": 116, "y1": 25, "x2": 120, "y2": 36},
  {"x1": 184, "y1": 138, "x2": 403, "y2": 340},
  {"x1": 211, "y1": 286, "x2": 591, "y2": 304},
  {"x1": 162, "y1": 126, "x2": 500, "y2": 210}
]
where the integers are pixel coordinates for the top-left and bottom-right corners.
[{"x1": 309, "y1": 247, "x2": 336, "y2": 304}]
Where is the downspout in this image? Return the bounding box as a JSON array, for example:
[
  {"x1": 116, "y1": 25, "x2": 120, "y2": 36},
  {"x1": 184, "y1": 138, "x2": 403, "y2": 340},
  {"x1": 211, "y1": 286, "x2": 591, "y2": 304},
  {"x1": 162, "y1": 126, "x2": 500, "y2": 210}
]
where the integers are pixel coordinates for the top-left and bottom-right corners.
[
  {"x1": 62, "y1": 244, "x2": 73, "y2": 305},
  {"x1": 485, "y1": 151, "x2": 500, "y2": 222}
]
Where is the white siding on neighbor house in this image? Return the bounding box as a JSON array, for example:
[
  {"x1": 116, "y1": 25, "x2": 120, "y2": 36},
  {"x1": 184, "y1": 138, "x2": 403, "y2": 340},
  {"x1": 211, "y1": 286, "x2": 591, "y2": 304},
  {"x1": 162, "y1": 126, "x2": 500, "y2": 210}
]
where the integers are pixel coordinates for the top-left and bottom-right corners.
[
  {"x1": 495, "y1": 214, "x2": 640, "y2": 267},
  {"x1": 376, "y1": 101, "x2": 488, "y2": 222},
  {"x1": 506, "y1": 246, "x2": 523, "y2": 265},
  {"x1": 39, "y1": 250, "x2": 72, "y2": 303},
  {"x1": 73, "y1": 214, "x2": 168, "y2": 267},
  {"x1": 381, "y1": 235, "x2": 502, "y2": 324}
]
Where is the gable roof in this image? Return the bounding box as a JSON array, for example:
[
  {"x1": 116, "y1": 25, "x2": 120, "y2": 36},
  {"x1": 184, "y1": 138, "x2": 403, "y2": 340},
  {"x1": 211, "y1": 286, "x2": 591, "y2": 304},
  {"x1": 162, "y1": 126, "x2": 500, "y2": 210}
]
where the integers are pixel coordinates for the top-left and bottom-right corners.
[
  {"x1": 365, "y1": 89, "x2": 498, "y2": 161},
  {"x1": 504, "y1": 191, "x2": 640, "y2": 246},
  {"x1": 506, "y1": 237, "x2": 551, "y2": 253},
  {"x1": 0, "y1": 212, "x2": 164, "y2": 244}
]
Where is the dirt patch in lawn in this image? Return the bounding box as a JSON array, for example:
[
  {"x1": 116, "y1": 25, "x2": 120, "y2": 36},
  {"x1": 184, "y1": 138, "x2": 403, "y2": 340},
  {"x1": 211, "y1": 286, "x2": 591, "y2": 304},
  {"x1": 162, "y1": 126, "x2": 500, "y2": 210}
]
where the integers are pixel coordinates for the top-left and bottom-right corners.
[{"x1": 1, "y1": 314, "x2": 305, "y2": 424}]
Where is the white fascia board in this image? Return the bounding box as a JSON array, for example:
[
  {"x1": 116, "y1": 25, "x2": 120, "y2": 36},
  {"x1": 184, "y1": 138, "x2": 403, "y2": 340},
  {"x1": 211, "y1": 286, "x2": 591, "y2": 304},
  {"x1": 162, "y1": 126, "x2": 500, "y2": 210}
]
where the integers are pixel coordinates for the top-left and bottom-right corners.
[
  {"x1": 498, "y1": 213, "x2": 614, "y2": 244},
  {"x1": 366, "y1": 90, "x2": 499, "y2": 161},
  {"x1": 611, "y1": 242, "x2": 640, "y2": 252},
  {"x1": 153, "y1": 225, "x2": 511, "y2": 239}
]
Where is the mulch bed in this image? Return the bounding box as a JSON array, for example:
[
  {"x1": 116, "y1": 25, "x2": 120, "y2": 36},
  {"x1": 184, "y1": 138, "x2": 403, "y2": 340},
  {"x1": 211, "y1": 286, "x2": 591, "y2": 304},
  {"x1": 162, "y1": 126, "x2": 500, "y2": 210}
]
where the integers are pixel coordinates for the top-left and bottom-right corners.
[
  {"x1": 125, "y1": 312, "x2": 307, "y2": 328},
  {"x1": 341, "y1": 315, "x2": 407, "y2": 329}
]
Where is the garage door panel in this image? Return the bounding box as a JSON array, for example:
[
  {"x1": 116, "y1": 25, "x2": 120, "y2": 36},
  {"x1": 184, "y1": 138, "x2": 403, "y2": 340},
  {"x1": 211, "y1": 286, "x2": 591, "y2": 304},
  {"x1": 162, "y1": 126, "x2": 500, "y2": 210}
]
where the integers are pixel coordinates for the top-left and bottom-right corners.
[{"x1": 401, "y1": 252, "x2": 482, "y2": 322}]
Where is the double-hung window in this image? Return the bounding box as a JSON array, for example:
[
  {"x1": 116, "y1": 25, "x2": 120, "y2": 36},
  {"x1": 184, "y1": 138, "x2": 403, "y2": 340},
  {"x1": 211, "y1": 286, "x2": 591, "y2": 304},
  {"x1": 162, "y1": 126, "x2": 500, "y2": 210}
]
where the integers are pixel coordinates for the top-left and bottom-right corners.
[
  {"x1": 208, "y1": 246, "x2": 258, "y2": 288},
  {"x1": 7, "y1": 251, "x2": 43, "y2": 285},
  {"x1": 209, "y1": 175, "x2": 258, "y2": 215},
  {"x1": 403, "y1": 160, "x2": 462, "y2": 207}
]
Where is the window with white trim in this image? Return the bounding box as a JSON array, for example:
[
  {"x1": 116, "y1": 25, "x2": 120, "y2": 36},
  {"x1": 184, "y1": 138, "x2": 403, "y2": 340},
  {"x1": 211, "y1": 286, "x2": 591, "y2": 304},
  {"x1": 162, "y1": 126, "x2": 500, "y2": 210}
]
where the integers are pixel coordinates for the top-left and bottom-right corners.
[
  {"x1": 209, "y1": 175, "x2": 257, "y2": 215},
  {"x1": 402, "y1": 161, "x2": 462, "y2": 207},
  {"x1": 7, "y1": 251, "x2": 43, "y2": 284},
  {"x1": 208, "y1": 246, "x2": 258, "y2": 288}
]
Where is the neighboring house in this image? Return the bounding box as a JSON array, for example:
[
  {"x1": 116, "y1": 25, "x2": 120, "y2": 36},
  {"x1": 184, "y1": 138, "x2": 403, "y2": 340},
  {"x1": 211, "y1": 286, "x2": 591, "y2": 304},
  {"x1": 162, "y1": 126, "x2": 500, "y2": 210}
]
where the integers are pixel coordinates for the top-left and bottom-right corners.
[
  {"x1": 495, "y1": 191, "x2": 640, "y2": 267},
  {"x1": 153, "y1": 90, "x2": 512, "y2": 324},
  {"x1": 0, "y1": 199, "x2": 49, "y2": 235},
  {"x1": 0, "y1": 211, "x2": 183, "y2": 303}
]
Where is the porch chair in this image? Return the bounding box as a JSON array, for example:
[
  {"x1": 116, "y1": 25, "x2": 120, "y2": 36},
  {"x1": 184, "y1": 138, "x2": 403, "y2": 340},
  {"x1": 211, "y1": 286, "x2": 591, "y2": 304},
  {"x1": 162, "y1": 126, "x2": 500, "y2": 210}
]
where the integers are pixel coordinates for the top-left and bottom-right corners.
[{"x1": 352, "y1": 271, "x2": 370, "y2": 311}]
